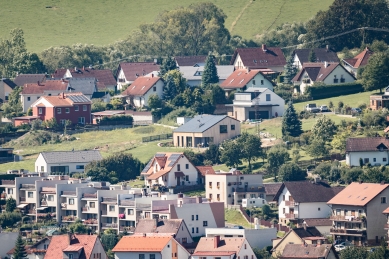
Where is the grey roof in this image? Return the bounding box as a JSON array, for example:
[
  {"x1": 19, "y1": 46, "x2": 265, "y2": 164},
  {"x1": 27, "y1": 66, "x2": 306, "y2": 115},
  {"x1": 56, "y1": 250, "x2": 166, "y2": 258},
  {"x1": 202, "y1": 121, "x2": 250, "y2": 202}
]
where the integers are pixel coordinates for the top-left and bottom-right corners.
[
  {"x1": 14, "y1": 74, "x2": 46, "y2": 86},
  {"x1": 40, "y1": 150, "x2": 102, "y2": 164},
  {"x1": 1, "y1": 78, "x2": 17, "y2": 89},
  {"x1": 0, "y1": 232, "x2": 19, "y2": 258},
  {"x1": 173, "y1": 115, "x2": 237, "y2": 133},
  {"x1": 66, "y1": 94, "x2": 91, "y2": 103},
  {"x1": 67, "y1": 77, "x2": 97, "y2": 96},
  {"x1": 179, "y1": 65, "x2": 234, "y2": 81}
]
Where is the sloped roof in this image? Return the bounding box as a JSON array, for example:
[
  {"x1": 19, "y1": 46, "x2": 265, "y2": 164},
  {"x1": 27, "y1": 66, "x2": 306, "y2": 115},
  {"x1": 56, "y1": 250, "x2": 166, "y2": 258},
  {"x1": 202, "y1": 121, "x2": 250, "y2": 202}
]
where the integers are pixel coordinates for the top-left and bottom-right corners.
[
  {"x1": 294, "y1": 48, "x2": 339, "y2": 64},
  {"x1": 280, "y1": 244, "x2": 337, "y2": 259},
  {"x1": 383, "y1": 207, "x2": 389, "y2": 214},
  {"x1": 33, "y1": 93, "x2": 91, "y2": 107},
  {"x1": 121, "y1": 76, "x2": 162, "y2": 96},
  {"x1": 303, "y1": 218, "x2": 332, "y2": 227},
  {"x1": 193, "y1": 237, "x2": 244, "y2": 256},
  {"x1": 221, "y1": 69, "x2": 274, "y2": 89},
  {"x1": 292, "y1": 62, "x2": 355, "y2": 82},
  {"x1": 22, "y1": 80, "x2": 68, "y2": 94},
  {"x1": 346, "y1": 137, "x2": 389, "y2": 152},
  {"x1": 40, "y1": 150, "x2": 102, "y2": 164},
  {"x1": 231, "y1": 47, "x2": 286, "y2": 68},
  {"x1": 68, "y1": 68, "x2": 116, "y2": 86},
  {"x1": 175, "y1": 56, "x2": 207, "y2": 66},
  {"x1": 343, "y1": 47, "x2": 373, "y2": 68},
  {"x1": 293, "y1": 227, "x2": 323, "y2": 239},
  {"x1": 196, "y1": 166, "x2": 216, "y2": 176},
  {"x1": 173, "y1": 115, "x2": 238, "y2": 133},
  {"x1": 67, "y1": 77, "x2": 96, "y2": 96},
  {"x1": 264, "y1": 183, "x2": 283, "y2": 196},
  {"x1": 1, "y1": 78, "x2": 17, "y2": 89},
  {"x1": 134, "y1": 219, "x2": 183, "y2": 234},
  {"x1": 45, "y1": 234, "x2": 98, "y2": 259},
  {"x1": 274, "y1": 181, "x2": 344, "y2": 203},
  {"x1": 112, "y1": 236, "x2": 171, "y2": 252},
  {"x1": 118, "y1": 62, "x2": 160, "y2": 82},
  {"x1": 142, "y1": 153, "x2": 186, "y2": 180},
  {"x1": 328, "y1": 182, "x2": 389, "y2": 206},
  {"x1": 14, "y1": 74, "x2": 46, "y2": 86},
  {"x1": 179, "y1": 65, "x2": 234, "y2": 81},
  {"x1": 52, "y1": 69, "x2": 68, "y2": 79}
]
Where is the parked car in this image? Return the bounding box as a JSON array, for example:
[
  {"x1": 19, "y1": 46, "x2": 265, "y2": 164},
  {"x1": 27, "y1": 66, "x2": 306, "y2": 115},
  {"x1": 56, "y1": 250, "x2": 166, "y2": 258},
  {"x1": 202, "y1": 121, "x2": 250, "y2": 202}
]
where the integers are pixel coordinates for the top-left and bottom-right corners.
[
  {"x1": 305, "y1": 103, "x2": 320, "y2": 113},
  {"x1": 351, "y1": 107, "x2": 362, "y2": 114},
  {"x1": 335, "y1": 244, "x2": 346, "y2": 252},
  {"x1": 319, "y1": 105, "x2": 329, "y2": 112}
]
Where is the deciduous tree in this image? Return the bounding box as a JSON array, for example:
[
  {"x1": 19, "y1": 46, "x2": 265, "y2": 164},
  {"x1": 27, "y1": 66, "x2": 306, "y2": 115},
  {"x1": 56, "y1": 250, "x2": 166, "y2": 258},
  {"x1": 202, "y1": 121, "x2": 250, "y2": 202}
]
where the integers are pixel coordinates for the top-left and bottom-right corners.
[
  {"x1": 237, "y1": 132, "x2": 262, "y2": 171},
  {"x1": 311, "y1": 116, "x2": 337, "y2": 142},
  {"x1": 6, "y1": 197, "x2": 16, "y2": 212},
  {"x1": 362, "y1": 52, "x2": 389, "y2": 93},
  {"x1": 278, "y1": 163, "x2": 307, "y2": 181},
  {"x1": 266, "y1": 145, "x2": 290, "y2": 181},
  {"x1": 220, "y1": 139, "x2": 242, "y2": 168}
]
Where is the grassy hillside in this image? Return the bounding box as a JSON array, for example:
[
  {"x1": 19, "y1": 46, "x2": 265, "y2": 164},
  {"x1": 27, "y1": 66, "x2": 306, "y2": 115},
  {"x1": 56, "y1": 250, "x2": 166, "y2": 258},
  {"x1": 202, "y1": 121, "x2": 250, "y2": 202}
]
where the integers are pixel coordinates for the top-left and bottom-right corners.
[{"x1": 0, "y1": 0, "x2": 334, "y2": 53}]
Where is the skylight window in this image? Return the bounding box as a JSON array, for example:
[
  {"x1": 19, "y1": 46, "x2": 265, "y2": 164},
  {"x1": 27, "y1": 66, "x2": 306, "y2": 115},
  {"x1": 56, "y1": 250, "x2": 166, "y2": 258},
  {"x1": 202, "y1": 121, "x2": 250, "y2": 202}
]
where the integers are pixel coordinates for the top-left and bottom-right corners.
[{"x1": 239, "y1": 79, "x2": 245, "y2": 84}]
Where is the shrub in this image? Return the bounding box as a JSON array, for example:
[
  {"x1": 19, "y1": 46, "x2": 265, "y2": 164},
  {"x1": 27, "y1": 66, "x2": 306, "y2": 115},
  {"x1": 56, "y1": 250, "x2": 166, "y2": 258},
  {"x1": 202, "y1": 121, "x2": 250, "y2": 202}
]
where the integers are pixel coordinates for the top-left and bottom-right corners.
[{"x1": 305, "y1": 82, "x2": 363, "y2": 99}]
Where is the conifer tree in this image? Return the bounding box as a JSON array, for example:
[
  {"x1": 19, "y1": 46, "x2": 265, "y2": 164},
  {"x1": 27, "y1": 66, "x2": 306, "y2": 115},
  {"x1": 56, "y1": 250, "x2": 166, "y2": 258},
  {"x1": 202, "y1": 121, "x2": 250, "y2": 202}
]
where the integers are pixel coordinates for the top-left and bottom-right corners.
[
  {"x1": 308, "y1": 49, "x2": 317, "y2": 62},
  {"x1": 202, "y1": 54, "x2": 219, "y2": 87},
  {"x1": 159, "y1": 56, "x2": 177, "y2": 77},
  {"x1": 283, "y1": 55, "x2": 297, "y2": 84},
  {"x1": 13, "y1": 234, "x2": 27, "y2": 259},
  {"x1": 282, "y1": 102, "x2": 302, "y2": 140}
]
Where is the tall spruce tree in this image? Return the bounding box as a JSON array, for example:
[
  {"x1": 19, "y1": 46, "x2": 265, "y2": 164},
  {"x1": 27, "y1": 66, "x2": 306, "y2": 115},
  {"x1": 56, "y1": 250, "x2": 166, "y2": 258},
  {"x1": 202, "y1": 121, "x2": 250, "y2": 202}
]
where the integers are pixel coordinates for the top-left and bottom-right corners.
[
  {"x1": 202, "y1": 54, "x2": 219, "y2": 87},
  {"x1": 282, "y1": 102, "x2": 302, "y2": 140},
  {"x1": 13, "y1": 234, "x2": 27, "y2": 259},
  {"x1": 283, "y1": 55, "x2": 297, "y2": 84},
  {"x1": 159, "y1": 56, "x2": 177, "y2": 77},
  {"x1": 162, "y1": 74, "x2": 178, "y2": 102},
  {"x1": 308, "y1": 49, "x2": 316, "y2": 62}
]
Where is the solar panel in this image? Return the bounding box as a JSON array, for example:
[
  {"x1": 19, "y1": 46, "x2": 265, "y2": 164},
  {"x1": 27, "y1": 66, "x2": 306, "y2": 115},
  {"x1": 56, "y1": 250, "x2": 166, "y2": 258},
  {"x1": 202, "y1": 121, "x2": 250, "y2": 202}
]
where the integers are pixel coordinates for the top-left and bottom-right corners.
[
  {"x1": 168, "y1": 154, "x2": 181, "y2": 166},
  {"x1": 67, "y1": 95, "x2": 91, "y2": 103},
  {"x1": 142, "y1": 159, "x2": 153, "y2": 173}
]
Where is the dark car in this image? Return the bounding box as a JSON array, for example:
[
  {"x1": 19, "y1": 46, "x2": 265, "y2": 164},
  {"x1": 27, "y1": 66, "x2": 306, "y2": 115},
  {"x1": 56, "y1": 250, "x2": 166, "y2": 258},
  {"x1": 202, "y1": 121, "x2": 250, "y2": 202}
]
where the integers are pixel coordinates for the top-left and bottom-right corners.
[{"x1": 351, "y1": 108, "x2": 362, "y2": 114}]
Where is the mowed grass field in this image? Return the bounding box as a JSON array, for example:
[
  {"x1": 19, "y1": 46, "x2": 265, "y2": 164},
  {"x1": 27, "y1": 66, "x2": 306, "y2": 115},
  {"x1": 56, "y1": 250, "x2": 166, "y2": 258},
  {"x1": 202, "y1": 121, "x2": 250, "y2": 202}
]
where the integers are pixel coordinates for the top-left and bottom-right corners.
[
  {"x1": 0, "y1": 0, "x2": 334, "y2": 53},
  {"x1": 0, "y1": 125, "x2": 188, "y2": 173}
]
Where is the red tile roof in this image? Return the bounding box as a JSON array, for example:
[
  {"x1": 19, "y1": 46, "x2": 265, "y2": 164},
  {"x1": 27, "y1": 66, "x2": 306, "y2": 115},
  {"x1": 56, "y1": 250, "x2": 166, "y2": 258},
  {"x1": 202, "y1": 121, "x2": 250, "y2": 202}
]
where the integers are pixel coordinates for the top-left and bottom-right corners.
[
  {"x1": 69, "y1": 68, "x2": 116, "y2": 87},
  {"x1": 343, "y1": 47, "x2": 374, "y2": 68},
  {"x1": 141, "y1": 153, "x2": 186, "y2": 180},
  {"x1": 280, "y1": 244, "x2": 337, "y2": 259},
  {"x1": 14, "y1": 74, "x2": 46, "y2": 86},
  {"x1": 45, "y1": 234, "x2": 98, "y2": 259},
  {"x1": 193, "y1": 237, "x2": 244, "y2": 256},
  {"x1": 346, "y1": 137, "x2": 389, "y2": 152},
  {"x1": 112, "y1": 236, "x2": 171, "y2": 252},
  {"x1": 32, "y1": 93, "x2": 91, "y2": 107},
  {"x1": 118, "y1": 62, "x2": 160, "y2": 82},
  {"x1": 175, "y1": 56, "x2": 207, "y2": 66},
  {"x1": 231, "y1": 46, "x2": 286, "y2": 68},
  {"x1": 328, "y1": 182, "x2": 389, "y2": 206},
  {"x1": 122, "y1": 76, "x2": 162, "y2": 96},
  {"x1": 196, "y1": 166, "x2": 216, "y2": 176},
  {"x1": 22, "y1": 80, "x2": 68, "y2": 94},
  {"x1": 220, "y1": 69, "x2": 273, "y2": 89},
  {"x1": 383, "y1": 207, "x2": 389, "y2": 214},
  {"x1": 134, "y1": 219, "x2": 183, "y2": 234},
  {"x1": 52, "y1": 69, "x2": 68, "y2": 78}
]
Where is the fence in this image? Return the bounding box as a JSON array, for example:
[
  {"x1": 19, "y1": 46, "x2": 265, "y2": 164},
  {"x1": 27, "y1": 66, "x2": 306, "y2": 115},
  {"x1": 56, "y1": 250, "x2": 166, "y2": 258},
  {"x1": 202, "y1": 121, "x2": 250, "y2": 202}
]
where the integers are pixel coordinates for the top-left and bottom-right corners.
[{"x1": 142, "y1": 133, "x2": 173, "y2": 143}]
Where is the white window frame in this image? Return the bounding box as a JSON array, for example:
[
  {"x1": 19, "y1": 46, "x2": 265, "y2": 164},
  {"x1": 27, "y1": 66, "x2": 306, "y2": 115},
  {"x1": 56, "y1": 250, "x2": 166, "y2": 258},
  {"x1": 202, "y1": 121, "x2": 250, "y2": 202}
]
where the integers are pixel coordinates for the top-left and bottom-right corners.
[{"x1": 57, "y1": 108, "x2": 61, "y2": 114}]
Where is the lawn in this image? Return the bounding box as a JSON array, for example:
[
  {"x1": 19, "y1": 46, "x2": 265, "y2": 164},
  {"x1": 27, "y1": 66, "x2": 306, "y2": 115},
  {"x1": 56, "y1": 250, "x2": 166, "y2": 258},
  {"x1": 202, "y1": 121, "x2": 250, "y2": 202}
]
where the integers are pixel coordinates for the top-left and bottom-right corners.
[
  {"x1": 0, "y1": 125, "x2": 188, "y2": 173},
  {"x1": 0, "y1": 0, "x2": 333, "y2": 52},
  {"x1": 225, "y1": 209, "x2": 251, "y2": 228}
]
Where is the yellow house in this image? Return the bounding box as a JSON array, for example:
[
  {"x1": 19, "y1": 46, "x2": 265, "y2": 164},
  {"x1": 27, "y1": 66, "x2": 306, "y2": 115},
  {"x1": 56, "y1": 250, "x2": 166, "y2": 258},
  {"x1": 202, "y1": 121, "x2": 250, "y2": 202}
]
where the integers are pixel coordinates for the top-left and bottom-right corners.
[{"x1": 173, "y1": 115, "x2": 241, "y2": 147}]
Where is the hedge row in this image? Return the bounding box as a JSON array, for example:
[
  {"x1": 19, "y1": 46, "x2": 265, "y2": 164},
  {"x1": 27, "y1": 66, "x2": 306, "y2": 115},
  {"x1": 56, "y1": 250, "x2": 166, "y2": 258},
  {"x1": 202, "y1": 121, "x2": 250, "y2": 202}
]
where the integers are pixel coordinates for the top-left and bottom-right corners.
[{"x1": 306, "y1": 82, "x2": 364, "y2": 100}]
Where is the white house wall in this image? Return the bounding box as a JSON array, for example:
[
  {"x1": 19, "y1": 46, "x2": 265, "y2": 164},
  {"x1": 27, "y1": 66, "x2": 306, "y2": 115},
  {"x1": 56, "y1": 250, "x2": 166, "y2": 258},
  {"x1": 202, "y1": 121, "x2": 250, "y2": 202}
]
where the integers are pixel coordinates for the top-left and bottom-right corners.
[
  {"x1": 116, "y1": 69, "x2": 128, "y2": 90},
  {"x1": 346, "y1": 151, "x2": 389, "y2": 166},
  {"x1": 298, "y1": 202, "x2": 332, "y2": 218},
  {"x1": 142, "y1": 80, "x2": 164, "y2": 108},
  {"x1": 322, "y1": 65, "x2": 355, "y2": 85}
]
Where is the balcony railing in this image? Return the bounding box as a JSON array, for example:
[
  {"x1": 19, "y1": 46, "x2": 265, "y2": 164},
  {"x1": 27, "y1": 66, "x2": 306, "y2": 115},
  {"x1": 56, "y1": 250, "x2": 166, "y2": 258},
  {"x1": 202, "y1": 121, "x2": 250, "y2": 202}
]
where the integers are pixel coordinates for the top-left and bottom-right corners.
[
  {"x1": 20, "y1": 197, "x2": 26, "y2": 202},
  {"x1": 62, "y1": 191, "x2": 77, "y2": 196},
  {"x1": 285, "y1": 213, "x2": 297, "y2": 219},
  {"x1": 330, "y1": 228, "x2": 366, "y2": 236},
  {"x1": 40, "y1": 200, "x2": 48, "y2": 206},
  {"x1": 28, "y1": 209, "x2": 36, "y2": 214},
  {"x1": 234, "y1": 186, "x2": 265, "y2": 193},
  {"x1": 62, "y1": 216, "x2": 77, "y2": 222},
  {"x1": 119, "y1": 226, "x2": 135, "y2": 232},
  {"x1": 102, "y1": 223, "x2": 118, "y2": 228},
  {"x1": 41, "y1": 187, "x2": 56, "y2": 193},
  {"x1": 285, "y1": 201, "x2": 295, "y2": 207},
  {"x1": 102, "y1": 197, "x2": 117, "y2": 203},
  {"x1": 20, "y1": 184, "x2": 35, "y2": 189},
  {"x1": 330, "y1": 215, "x2": 364, "y2": 222},
  {"x1": 83, "y1": 219, "x2": 98, "y2": 225},
  {"x1": 83, "y1": 193, "x2": 97, "y2": 199},
  {"x1": 1, "y1": 180, "x2": 15, "y2": 185},
  {"x1": 119, "y1": 200, "x2": 135, "y2": 206}
]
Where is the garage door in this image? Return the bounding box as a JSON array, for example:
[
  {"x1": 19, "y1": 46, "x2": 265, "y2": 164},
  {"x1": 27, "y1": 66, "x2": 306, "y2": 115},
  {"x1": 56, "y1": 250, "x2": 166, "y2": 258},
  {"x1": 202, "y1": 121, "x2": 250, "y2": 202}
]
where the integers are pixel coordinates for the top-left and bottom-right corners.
[{"x1": 249, "y1": 111, "x2": 269, "y2": 120}]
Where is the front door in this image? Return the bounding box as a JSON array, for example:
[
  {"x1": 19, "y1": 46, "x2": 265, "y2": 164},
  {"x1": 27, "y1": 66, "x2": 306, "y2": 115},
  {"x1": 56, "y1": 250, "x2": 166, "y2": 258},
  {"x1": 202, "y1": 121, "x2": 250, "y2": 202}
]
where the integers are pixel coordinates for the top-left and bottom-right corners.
[{"x1": 177, "y1": 177, "x2": 180, "y2": 186}]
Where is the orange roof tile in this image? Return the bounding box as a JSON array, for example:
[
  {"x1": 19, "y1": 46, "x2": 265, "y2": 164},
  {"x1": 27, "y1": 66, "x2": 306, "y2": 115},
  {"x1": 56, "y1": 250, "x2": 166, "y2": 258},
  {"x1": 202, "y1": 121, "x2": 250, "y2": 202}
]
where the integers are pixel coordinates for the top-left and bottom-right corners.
[
  {"x1": 328, "y1": 182, "x2": 389, "y2": 206},
  {"x1": 122, "y1": 76, "x2": 162, "y2": 96},
  {"x1": 22, "y1": 80, "x2": 68, "y2": 94},
  {"x1": 343, "y1": 47, "x2": 374, "y2": 68},
  {"x1": 112, "y1": 236, "x2": 171, "y2": 252},
  {"x1": 141, "y1": 153, "x2": 185, "y2": 179},
  {"x1": 221, "y1": 69, "x2": 269, "y2": 89},
  {"x1": 196, "y1": 166, "x2": 216, "y2": 176},
  {"x1": 118, "y1": 62, "x2": 160, "y2": 82},
  {"x1": 193, "y1": 237, "x2": 244, "y2": 255},
  {"x1": 45, "y1": 234, "x2": 98, "y2": 259},
  {"x1": 383, "y1": 207, "x2": 389, "y2": 214}
]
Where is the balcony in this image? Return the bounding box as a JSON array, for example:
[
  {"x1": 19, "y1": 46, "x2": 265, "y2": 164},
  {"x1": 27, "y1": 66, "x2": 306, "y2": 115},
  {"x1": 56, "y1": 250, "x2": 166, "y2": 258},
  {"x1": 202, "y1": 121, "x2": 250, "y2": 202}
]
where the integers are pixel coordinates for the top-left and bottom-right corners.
[
  {"x1": 82, "y1": 193, "x2": 97, "y2": 199},
  {"x1": 102, "y1": 223, "x2": 118, "y2": 228},
  {"x1": 285, "y1": 201, "x2": 296, "y2": 207},
  {"x1": 28, "y1": 209, "x2": 36, "y2": 215},
  {"x1": 285, "y1": 213, "x2": 297, "y2": 219},
  {"x1": 41, "y1": 187, "x2": 56, "y2": 194},
  {"x1": 330, "y1": 215, "x2": 364, "y2": 222},
  {"x1": 119, "y1": 226, "x2": 135, "y2": 232},
  {"x1": 20, "y1": 184, "x2": 35, "y2": 190},
  {"x1": 40, "y1": 200, "x2": 48, "y2": 206},
  {"x1": 101, "y1": 197, "x2": 117, "y2": 204},
  {"x1": 233, "y1": 186, "x2": 265, "y2": 193},
  {"x1": 61, "y1": 191, "x2": 76, "y2": 196},
  {"x1": 83, "y1": 219, "x2": 98, "y2": 225},
  {"x1": 1, "y1": 180, "x2": 15, "y2": 186},
  {"x1": 119, "y1": 200, "x2": 135, "y2": 206},
  {"x1": 330, "y1": 228, "x2": 366, "y2": 236},
  {"x1": 20, "y1": 197, "x2": 26, "y2": 202},
  {"x1": 62, "y1": 216, "x2": 77, "y2": 222}
]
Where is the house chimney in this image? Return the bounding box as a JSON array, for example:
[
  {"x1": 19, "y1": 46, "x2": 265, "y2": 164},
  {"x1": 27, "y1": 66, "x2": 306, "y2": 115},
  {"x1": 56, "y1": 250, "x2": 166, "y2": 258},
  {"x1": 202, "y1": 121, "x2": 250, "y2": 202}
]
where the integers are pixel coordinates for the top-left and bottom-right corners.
[
  {"x1": 61, "y1": 92, "x2": 65, "y2": 99},
  {"x1": 151, "y1": 73, "x2": 154, "y2": 78},
  {"x1": 143, "y1": 233, "x2": 146, "y2": 237},
  {"x1": 37, "y1": 81, "x2": 40, "y2": 86},
  {"x1": 214, "y1": 236, "x2": 220, "y2": 248},
  {"x1": 68, "y1": 232, "x2": 73, "y2": 244},
  {"x1": 262, "y1": 44, "x2": 267, "y2": 52},
  {"x1": 74, "y1": 67, "x2": 77, "y2": 71},
  {"x1": 247, "y1": 67, "x2": 250, "y2": 73},
  {"x1": 82, "y1": 66, "x2": 85, "y2": 70},
  {"x1": 254, "y1": 217, "x2": 260, "y2": 229},
  {"x1": 381, "y1": 181, "x2": 385, "y2": 185},
  {"x1": 324, "y1": 61, "x2": 328, "y2": 68},
  {"x1": 302, "y1": 221, "x2": 307, "y2": 231},
  {"x1": 326, "y1": 45, "x2": 329, "y2": 52}
]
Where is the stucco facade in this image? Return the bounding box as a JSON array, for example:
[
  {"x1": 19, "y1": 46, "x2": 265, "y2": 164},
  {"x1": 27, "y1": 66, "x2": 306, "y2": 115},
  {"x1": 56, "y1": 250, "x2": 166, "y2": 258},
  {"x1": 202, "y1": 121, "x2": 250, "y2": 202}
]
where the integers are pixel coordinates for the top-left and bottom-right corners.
[{"x1": 346, "y1": 151, "x2": 389, "y2": 167}]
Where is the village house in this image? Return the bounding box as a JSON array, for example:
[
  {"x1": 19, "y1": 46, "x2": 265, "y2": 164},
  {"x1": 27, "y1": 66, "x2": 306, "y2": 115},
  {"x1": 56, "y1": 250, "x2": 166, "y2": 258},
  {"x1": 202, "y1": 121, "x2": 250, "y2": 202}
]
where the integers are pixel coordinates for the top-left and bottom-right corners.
[
  {"x1": 343, "y1": 47, "x2": 374, "y2": 77},
  {"x1": 120, "y1": 75, "x2": 164, "y2": 108},
  {"x1": 35, "y1": 150, "x2": 102, "y2": 174},
  {"x1": 175, "y1": 55, "x2": 207, "y2": 67},
  {"x1": 205, "y1": 168, "x2": 265, "y2": 207},
  {"x1": 7, "y1": 237, "x2": 50, "y2": 259},
  {"x1": 369, "y1": 86, "x2": 389, "y2": 110},
  {"x1": 134, "y1": 219, "x2": 194, "y2": 246},
  {"x1": 292, "y1": 62, "x2": 356, "y2": 94},
  {"x1": 45, "y1": 234, "x2": 107, "y2": 259},
  {"x1": 345, "y1": 137, "x2": 389, "y2": 166},
  {"x1": 293, "y1": 46, "x2": 339, "y2": 69},
  {"x1": 0, "y1": 78, "x2": 17, "y2": 102},
  {"x1": 271, "y1": 226, "x2": 326, "y2": 257},
  {"x1": 230, "y1": 87, "x2": 285, "y2": 121},
  {"x1": 278, "y1": 244, "x2": 339, "y2": 259},
  {"x1": 116, "y1": 62, "x2": 160, "y2": 90},
  {"x1": 274, "y1": 180, "x2": 344, "y2": 226},
  {"x1": 328, "y1": 182, "x2": 389, "y2": 245},
  {"x1": 178, "y1": 65, "x2": 235, "y2": 87},
  {"x1": 13, "y1": 74, "x2": 46, "y2": 86},
  {"x1": 195, "y1": 165, "x2": 215, "y2": 185},
  {"x1": 66, "y1": 77, "x2": 97, "y2": 99},
  {"x1": 220, "y1": 69, "x2": 275, "y2": 96},
  {"x1": 173, "y1": 115, "x2": 241, "y2": 147},
  {"x1": 383, "y1": 207, "x2": 389, "y2": 239},
  {"x1": 193, "y1": 236, "x2": 256, "y2": 259},
  {"x1": 141, "y1": 152, "x2": 199, "y2": 188},
  {"x1": 113, "y1": 235, "x2": 190, "y2": 259},
  {"x1": 231, "y1": 45, "x2": 286, "y2": 73},
  {"x1": 264, "y1": 183, "x2": 283, "y2": 204},
  {"x1": 91, "y1": 110, "x2": 154, "y2": 125}
]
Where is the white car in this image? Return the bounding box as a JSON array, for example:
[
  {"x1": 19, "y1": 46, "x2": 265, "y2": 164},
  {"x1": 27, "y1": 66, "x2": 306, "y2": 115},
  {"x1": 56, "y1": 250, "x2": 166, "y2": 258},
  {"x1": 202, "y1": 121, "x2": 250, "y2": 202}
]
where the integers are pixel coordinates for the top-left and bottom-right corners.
[
  {"x1": 320, "y1": 105, "x2": 329, "y2": 112},
  {"x1": 335, "y1": 244, "x2": 346, "y2": 252}
]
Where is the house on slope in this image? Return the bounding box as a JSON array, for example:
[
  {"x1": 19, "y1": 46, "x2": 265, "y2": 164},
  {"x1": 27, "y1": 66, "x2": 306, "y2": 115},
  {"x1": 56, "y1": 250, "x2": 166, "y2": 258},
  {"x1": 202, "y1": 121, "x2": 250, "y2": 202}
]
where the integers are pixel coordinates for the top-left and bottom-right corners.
[
  {"x1": 174, "y1": 56, "x2": 207, "y2": 67},
  {"x1": 178, "y1": 65, "x2": 234, "y2": 87},
  {"x1": 116, "y1": 62, "x2": 160, "y2": 90},
  {"x1": 293, "y1": 46, "x2": 339, "y2": 69},
  {"x1": 0, "y1": 78, "x2": 17, "y2": 102},
  {"x1": 63, "y1": 67, "x2": 116, "y2": 91},
  {"x1": 345, "y1": 137, "x2": 389, "y2": 166},
  {"x1": 343, "y1": 47, "x2": 374, "y2": 77},
  {"x1": 14, "y1": 74, "x2": 46, "y2": 86}
]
